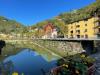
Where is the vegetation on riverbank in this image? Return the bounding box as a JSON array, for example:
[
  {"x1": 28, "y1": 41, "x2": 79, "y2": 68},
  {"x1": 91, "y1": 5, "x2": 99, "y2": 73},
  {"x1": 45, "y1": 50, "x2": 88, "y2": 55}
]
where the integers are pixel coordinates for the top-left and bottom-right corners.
[
  {"x1": 51, "y1": 53, "x2": 96, "y2": 75},
  {"x1": 0, "y1": 40, "x2": 60, "y2": 61}
]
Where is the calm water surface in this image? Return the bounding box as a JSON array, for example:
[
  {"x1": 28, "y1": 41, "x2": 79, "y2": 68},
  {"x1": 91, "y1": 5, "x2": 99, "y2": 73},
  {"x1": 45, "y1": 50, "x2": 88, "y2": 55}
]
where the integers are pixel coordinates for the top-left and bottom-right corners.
[{"x1": 3, "y1": 49, "x2": 57, "y2": 75}]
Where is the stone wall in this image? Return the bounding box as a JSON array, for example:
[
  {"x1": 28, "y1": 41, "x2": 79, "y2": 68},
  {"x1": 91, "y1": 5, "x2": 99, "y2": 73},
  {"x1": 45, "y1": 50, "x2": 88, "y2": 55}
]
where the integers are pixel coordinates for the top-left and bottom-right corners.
[
  {"x1": 34, "y1": 40, "x2": 83, "y2": 56},
  {"x1": 94, "y1": 41, "x2": 100, "y2": 52}
]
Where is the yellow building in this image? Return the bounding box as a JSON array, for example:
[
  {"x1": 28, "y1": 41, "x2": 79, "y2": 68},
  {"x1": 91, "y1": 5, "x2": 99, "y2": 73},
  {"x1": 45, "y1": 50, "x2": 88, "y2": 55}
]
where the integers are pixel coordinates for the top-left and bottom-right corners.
[{"x1": 67, "y1": 16, "x2": 100, "y2": 39}]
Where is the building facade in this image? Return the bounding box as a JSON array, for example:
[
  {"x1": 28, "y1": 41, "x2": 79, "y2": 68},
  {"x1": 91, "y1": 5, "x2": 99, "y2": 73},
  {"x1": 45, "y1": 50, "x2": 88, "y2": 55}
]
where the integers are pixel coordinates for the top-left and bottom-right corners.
[
  {"x1": 42, "y1": 23, "x2": 58, "y2": 39},
  {"x1": 67, "y1": 16, "x2": 100, "y2": 39}
]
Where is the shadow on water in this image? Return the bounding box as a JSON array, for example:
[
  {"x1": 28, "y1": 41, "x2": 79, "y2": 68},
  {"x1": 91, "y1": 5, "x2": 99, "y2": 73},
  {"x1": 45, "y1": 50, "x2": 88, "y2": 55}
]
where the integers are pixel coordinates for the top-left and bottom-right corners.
[
  {"x1": 0, "y1": 40, "x2": 6, "y2": 55},
  {"x1": 81, "y1": 41, "x2": 94, "y2": 54},
  {"x1": 1, "y1": 49, "x2": 57, "y2": 75}
]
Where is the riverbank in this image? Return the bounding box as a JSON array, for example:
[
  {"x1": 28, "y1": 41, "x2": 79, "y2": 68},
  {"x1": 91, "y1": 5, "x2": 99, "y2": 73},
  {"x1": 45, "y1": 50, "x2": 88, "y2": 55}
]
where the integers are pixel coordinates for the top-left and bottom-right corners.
[
  {"x1": 0, "y1": 40, "x2": 60, "y2": 61},
  {"x1": 1, "y1": 39, "x2": 99, "y2": 61}
]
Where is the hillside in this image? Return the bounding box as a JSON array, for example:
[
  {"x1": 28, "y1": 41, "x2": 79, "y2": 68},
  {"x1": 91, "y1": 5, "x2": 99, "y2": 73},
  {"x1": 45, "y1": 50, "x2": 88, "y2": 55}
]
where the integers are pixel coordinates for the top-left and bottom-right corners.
[
  {"x1": 0, "y1": 16, "x2": 25, "y2": 34},
  {"x1": 56, "y1": 0, "x2": 100, "y2": 24}
]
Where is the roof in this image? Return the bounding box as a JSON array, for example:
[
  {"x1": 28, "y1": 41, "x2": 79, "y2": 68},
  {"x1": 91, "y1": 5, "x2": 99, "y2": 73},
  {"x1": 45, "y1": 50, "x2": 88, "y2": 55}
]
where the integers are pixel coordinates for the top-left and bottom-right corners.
[{"x1": 44, "y1": 23, "x2": 54, "y2": 31}]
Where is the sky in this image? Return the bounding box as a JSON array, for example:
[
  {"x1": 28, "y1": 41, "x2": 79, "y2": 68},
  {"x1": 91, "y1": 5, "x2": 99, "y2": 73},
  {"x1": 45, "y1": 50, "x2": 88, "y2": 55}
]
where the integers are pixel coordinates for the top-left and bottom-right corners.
[{"x1": 0, "y1": 0, "x2": 96, "y2": 26}]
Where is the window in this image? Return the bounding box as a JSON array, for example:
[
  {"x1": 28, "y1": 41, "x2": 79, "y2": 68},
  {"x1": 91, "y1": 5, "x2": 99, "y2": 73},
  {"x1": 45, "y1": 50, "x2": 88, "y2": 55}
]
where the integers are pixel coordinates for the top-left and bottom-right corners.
[
  {"x1": 71, "y1": 26, "x2": 73, "y2": 28},
  {"x1": 70, "y1": 31, "x2": 73, "y2": 33},
  {"x1": 85, "y1": 24, "x2": 87, "y2": 26},
  {"x1": 81, "y1": 35, "x2": 84, "y2": 38},
  {"x1": 99, "y1": 28, "x2": 100, "y2": 32},
  {"x1": 77, "y1": 21, "x2": 79, "y2": 23},
  {"x1": 97, "y1": 22, "x2": 100, "y2": 26},
  {"x1": 98, "y1": 15, "x2": 100, "y2": 18},
  {"x1": 85, "y1": 34, "x2": 88, "y2": 38},
  {"x1": 84, "y1": 18, "x2": 88, "y2": 21},
  {"x1": 77, "y1": 35, "x2": 80, "y2": 38},
  {"x1": 76, "y1": 25, "x2": 80, "y2": 28},
  {"x1": 76, "y1": 30, "x2": 80, "y2": 33},
  {"x1": 70, "y1": 35, "x2": 73, "y2": 38},
  {"x1": 84, "y1": 29, "x2": 87, "y2": 32}
]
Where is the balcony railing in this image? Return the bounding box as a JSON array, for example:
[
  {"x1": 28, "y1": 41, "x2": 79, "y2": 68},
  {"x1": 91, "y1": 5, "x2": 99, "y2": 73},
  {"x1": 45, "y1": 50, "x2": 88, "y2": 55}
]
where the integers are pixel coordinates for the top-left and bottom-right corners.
[
  {"x1": 94, "y1": 29, "x2": 100, "y2": 35},
  {"x1": 94, "y1": 20, "x2": 100, "y2": 28},
  {"x1": 96, "y1": 31, "x2": 100, "y2": 34}
]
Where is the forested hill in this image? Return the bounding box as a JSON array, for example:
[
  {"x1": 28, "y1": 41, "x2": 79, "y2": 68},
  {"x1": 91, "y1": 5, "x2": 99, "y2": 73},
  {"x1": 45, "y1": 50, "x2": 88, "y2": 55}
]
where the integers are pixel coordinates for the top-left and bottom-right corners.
[
  {"x1": 56, "y1": 0, "x2": 100, "y2": 24},
  {"x1": 0, "y1": 16, "x2": 25, "y2": 34}
]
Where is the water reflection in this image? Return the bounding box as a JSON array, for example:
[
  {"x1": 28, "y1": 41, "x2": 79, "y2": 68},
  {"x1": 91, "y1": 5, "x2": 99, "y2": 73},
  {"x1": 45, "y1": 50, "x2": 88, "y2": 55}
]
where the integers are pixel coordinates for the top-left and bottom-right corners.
[{"x1": 3, "y1": 49, "x2": 57, "y2": 75}]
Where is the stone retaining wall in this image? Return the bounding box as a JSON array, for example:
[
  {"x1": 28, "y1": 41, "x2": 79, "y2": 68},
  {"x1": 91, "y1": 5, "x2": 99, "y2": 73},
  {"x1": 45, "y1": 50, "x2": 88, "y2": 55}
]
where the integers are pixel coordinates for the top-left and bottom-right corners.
[
  {"x1": 34, "y1": 40, "x2": 83, "y2": 56},
  {"x1": 94, "y1": 41, "x2": 100, "y2": 52}
]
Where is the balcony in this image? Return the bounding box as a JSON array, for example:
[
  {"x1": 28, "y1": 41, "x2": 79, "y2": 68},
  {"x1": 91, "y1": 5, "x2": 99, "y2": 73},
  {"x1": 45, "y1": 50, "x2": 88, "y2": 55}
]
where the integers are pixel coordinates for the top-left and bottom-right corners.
[
  {"x1": 96, "y1": 32, "x2": 100, "y2": 35},
  {"x1": 94, "y1": 20, "x2": 100, "y2": 28},
  {"x1": 76, "y1": 30, "x2": 80, "y2": 35},
  {"x1": 95, "y1": 28, "x2": 100, "y2": 35}
]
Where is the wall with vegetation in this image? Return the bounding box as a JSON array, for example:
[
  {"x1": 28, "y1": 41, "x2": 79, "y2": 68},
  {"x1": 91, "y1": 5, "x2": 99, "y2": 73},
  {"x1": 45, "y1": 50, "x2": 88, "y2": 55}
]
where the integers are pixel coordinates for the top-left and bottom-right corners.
[{"x1": 33, "y1": 40, "x2": 83, "y2": 57}]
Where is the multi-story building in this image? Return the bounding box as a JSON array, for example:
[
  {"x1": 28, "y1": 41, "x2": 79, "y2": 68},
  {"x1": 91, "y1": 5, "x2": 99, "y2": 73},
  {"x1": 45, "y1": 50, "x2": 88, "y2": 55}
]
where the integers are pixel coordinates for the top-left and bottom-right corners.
[
  {"x1": 42, "y1": 23, "x2": 58, "y2": 39},
  {"x1": 67, "y1": 16, "x2": 100, "y2": 39},
  {"x1": 94, "y1": 16, "x2": 100, "y2": 38}
]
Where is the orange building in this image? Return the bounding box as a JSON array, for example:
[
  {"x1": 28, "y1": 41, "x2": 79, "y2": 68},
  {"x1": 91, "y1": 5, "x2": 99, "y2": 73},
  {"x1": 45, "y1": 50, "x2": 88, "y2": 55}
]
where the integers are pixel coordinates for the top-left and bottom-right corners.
[
  {"x1": 42, "y1": 23, "x2": 58, "y2": 38},
  {"x1": 44, "y1": 23, "x2": 54, "y2": 34}
]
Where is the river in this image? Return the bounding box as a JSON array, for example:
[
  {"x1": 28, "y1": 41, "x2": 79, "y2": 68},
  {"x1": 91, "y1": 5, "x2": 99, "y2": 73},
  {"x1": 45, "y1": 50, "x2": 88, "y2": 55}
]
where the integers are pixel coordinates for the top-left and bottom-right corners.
[{"x1": 0, "y1": 42, "x2": 59, "y2": 75}]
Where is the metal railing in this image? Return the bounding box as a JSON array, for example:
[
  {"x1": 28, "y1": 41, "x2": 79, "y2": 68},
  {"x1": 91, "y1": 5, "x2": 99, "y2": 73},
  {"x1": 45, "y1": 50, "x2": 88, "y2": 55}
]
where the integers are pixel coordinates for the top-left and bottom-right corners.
[{"x1": 34, "y1": 37, "x2": 100, "y2": 41}]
